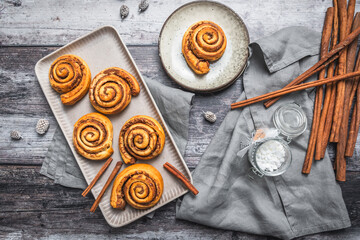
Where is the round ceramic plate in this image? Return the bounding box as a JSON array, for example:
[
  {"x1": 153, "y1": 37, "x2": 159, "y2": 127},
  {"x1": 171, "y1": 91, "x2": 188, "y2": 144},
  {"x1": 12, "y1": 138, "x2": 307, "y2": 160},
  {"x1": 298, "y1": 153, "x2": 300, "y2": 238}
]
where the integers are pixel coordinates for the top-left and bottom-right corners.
[{"x1": 159, "y1": 1, "x2": 249, "y2": 93}]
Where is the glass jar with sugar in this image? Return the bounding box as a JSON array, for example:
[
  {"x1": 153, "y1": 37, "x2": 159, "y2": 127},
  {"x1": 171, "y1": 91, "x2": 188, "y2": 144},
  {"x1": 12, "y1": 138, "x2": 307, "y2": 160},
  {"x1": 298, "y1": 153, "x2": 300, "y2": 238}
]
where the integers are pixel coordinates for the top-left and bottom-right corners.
[{"x1": 248, "y1": 103, "x2": 307, "y2": 177}]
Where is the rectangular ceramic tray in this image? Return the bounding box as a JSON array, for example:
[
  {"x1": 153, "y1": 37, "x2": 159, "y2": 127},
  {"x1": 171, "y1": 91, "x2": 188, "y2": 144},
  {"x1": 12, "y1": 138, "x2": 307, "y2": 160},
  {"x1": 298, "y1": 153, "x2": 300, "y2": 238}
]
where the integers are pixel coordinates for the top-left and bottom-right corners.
[{"x1": 35, "y1": 25, "x2": 192, "y2": 227}]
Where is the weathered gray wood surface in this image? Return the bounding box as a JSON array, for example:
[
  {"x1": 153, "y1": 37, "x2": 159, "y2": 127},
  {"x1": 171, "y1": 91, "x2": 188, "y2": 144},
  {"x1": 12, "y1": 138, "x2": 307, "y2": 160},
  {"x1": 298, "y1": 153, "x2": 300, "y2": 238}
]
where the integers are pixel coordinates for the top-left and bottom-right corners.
[
  {"x1": 1, "y1": 0, "x2": 360, "y2": 239},
  {"x1": 0, "y1": 166, "x2": 359, "y2": 239},
  {"x1": 0, "y1": 0, "x2": 341, "y2": 46}
]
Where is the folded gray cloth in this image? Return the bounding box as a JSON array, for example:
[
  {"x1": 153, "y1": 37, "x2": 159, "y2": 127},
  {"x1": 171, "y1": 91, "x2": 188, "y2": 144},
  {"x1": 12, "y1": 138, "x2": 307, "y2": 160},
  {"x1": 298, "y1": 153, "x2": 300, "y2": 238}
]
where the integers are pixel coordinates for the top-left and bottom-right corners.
[
  {"x1": 40, "y1": 78, "x2": 194, "y2": 189},
  {"x1": 176, "y1": 27, "x2": 350, "y2": 239}
]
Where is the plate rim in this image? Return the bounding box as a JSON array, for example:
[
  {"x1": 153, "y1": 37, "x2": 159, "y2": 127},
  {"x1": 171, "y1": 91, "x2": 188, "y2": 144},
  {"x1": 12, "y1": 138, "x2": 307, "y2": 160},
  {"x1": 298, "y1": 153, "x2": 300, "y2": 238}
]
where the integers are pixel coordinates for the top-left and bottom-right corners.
[
  {"x1": 158, "y1": 0, "x2": 250, "y2": 93},
  {"x1": 35, "y1": 25, "x2": 192, "y2": 228}
]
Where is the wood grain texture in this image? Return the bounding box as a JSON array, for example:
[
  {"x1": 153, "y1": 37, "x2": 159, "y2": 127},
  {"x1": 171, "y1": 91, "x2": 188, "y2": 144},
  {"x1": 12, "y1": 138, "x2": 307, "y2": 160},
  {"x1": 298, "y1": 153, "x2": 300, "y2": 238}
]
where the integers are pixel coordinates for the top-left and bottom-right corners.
[
  {"x1": 1, "y1": 0, "x2": 360, "y2": 239},
  {"x1": 0, "y1": 0, "x2": 347, "y2": 46},
  {"x1": 0, "y1": 166, "x2": 360, "y2": 240}
]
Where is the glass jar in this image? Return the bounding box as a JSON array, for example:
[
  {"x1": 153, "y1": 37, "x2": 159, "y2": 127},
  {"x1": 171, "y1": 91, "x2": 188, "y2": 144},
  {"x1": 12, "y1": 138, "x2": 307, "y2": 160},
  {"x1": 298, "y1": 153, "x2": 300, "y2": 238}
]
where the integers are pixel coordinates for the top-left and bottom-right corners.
[
  {"x1": 273, "y1": 102, "x2": 307, "y2": 140},
  {"x1": 248, "y1": 103, "x2": 307, "y2": 177}
]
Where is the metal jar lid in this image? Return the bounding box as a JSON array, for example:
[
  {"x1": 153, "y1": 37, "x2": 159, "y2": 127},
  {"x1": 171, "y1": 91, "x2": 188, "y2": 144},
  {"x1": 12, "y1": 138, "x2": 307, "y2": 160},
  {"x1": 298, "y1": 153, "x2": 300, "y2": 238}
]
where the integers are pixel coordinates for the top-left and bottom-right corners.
[{"x1": 273, "y1": 103, "x2": 307, "y2": 138}]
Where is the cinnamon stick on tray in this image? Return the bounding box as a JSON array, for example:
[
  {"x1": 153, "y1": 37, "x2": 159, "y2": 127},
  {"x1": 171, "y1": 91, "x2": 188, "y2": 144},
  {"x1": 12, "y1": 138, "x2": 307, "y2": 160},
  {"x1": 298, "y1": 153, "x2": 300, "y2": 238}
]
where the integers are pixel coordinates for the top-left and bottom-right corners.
[
  {"x1": 82, "y1": 157, "x2": 113, "y2": 197},
  {"x1": 231, "y1": 71, "x2": 360, "y2": 110},
  {"x1": 163, "y1": 162, "x2": 199, "y2": 195},
  {"x1": 302, "y1": 7, "x2": 333, "y2": 174},
  {"x1": 90, "y1": 161, "x2": 123, "y2": 213}
]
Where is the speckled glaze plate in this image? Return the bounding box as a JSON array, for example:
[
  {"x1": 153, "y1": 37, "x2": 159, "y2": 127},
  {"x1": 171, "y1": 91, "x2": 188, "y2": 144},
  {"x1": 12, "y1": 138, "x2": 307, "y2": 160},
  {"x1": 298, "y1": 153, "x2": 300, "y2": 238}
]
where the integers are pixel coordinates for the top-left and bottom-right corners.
[
  {"x1": 159, "y1": 1, "x2": 249, "y2": 93},
  {"x1": 35, "y1": 26, "x2": 192, "y2": 228}
]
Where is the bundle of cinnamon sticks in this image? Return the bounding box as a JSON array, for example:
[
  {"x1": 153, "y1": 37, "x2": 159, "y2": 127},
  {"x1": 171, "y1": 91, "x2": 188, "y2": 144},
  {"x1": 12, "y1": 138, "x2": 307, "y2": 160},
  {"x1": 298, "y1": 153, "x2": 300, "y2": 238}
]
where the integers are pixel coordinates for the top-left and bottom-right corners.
[
  {"x1": 231, "y1": 0, "x2": 360, "y2": 181},
  {"x1": 302, "y1": 0, "x2": 360, "y2": 181}
]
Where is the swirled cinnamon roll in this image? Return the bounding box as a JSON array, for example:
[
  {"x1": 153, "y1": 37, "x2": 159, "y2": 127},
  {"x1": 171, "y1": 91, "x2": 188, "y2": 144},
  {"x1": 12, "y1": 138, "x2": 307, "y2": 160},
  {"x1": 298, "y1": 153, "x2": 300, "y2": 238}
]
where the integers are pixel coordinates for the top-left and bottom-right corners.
[
  {"x1": 110, "y1": 164, "x2": 164, "y2": 210},
  {"x1": 89, "y1": 67, "x2": 140, "y2": 115},
  {"x1": 119, "y1": 115, "x2": 165, "y2": 164},
  {"x1": 182, "y1": 21, "x2": 227, "y2": 74},
  {"x1": 49, "y1": 54, "x2": 91, "y2": 105},
  {"x1": 73, "y1": 112, "x2": 114, "y2": 160}
]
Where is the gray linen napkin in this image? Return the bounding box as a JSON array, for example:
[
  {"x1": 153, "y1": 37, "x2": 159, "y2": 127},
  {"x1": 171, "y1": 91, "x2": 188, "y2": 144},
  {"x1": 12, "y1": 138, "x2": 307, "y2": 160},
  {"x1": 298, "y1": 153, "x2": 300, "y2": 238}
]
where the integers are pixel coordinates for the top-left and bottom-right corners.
[
  {"x1": 176, "y1": 27, "x2": 350, "y2": 239},
  {"x1": 40, "y1": 79, "x2": 194, "y2": 189}
]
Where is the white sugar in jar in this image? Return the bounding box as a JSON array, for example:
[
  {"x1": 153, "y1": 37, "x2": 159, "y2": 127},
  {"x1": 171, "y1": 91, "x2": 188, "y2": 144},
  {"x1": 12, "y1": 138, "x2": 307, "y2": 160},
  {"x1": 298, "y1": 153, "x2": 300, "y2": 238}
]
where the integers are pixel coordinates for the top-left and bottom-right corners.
[
  {"x1": 249, "y1": 137, "x2": 292, "y2": 177},
  {"x1": 248, "y1": 103, "x2": 307, "y2": 177},
  {"x1": 256, "y1": 140, "x2": 286, "y2": 172}
]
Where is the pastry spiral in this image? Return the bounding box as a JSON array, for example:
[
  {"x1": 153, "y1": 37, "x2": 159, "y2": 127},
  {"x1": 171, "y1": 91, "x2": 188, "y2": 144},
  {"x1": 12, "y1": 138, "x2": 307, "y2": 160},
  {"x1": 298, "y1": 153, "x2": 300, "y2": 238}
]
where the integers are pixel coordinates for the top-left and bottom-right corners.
[
  {"x1": 119, "y1": 115, "x2": 165, "y2": 164},
  {"x1": 182, "y1": 21, "x2": 227, "y2": 74},
  {"x1": 49, "y1": 54, "x2": 91, "y2": 105},
  {"x1": 110, "y1": 164, "x2": 164, "y2": 210},
  {"x1": 89, "y1": 67, "x2": 140, "y2": 115},
  {"x1": 73, "y1": 112, "x2": 114, "y2": 160}
]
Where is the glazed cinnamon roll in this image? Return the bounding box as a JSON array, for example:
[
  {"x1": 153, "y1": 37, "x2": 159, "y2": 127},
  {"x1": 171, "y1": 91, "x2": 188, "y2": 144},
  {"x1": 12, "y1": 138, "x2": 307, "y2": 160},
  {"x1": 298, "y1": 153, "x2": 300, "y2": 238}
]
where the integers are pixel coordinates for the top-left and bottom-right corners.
[
  {"x1": 182, "y1": 21, "x2": 227, "y2": 74},
  {"x1": 89, "y1": 67, "x2": 140, "y2": 115},
  {"x1": 119, "y1": 115, "x2": 165, "y2": 164},
  {"x1": 49, "y1": 54, "x2": 91, "y2": 105},
  {"x1": 110, "y1": 164, "x2": 164, "y2": 210},
  {"x1": 73, "y1": 112, "x2": 114, "y2": 160}
]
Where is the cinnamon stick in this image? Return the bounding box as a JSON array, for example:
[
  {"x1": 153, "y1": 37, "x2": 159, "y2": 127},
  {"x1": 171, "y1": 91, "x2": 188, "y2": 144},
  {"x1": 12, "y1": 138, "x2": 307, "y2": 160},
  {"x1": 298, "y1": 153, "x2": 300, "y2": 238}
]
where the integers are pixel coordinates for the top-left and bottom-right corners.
[
  {"x1": 347, "y1": 50, "x2": 360, "y2": 110},
  {"x1": 348, "y1": 74, "x2": 360, "y2": 110},
  {"x1": 163, "y1": 162, "x2": 199, "y2": 195},
  {"x1": 231, "y1": 71, "x2": 360, "y2": 110},
  {"x1": 330, "y1": 0, "x2": 347, "y2": 142},
  {"x1": 319, "y1": 78, "x2": 337, "y2": 159},
  {"x1": 346, "y1": 0, "x2": 356, "y2": 35},
  {"x1": 316, "y1": 3, "x2": 339, "y2": 159},
  {"x1": 335, "y1": 10, "x2": 360, "y2": 181},
  {"x1": 345, "y1": 15, "x2": 360, "y2": 157},
  {"x1": 345, "y1": 12, "x2": 360, "y2": 110},
  {"x1": 344, "y1": 12, "x2": 360, "y2": 109},
  {"x1": 90, "y1": 161, "x2": 123, "y2": 212},
  {"x1": 302, "y1": 89, "x2": 321, "y2": 173},
  {"x1": 263, "y1": 8, "x2": 360, "y2": 109},
  {"x1": 303, "y1": 7, "x2": 334, "y2": 173},
  {"x1": 82, "y1": 157, "x2": 113, "y2": 197},
  {"x1": 345, "y1": 83, "x2": 360, "y2": 156},
  {"x1": 345, "y1": 49, "x2": 360, "y2": 156}
]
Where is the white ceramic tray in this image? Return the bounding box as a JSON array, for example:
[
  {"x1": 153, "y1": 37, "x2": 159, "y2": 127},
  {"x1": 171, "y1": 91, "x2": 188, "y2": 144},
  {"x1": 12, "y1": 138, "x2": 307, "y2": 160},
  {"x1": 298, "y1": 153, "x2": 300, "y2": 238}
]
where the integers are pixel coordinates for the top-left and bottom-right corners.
[{"x1": 35, "y1": 25, "x2": 192, "y2": 227}]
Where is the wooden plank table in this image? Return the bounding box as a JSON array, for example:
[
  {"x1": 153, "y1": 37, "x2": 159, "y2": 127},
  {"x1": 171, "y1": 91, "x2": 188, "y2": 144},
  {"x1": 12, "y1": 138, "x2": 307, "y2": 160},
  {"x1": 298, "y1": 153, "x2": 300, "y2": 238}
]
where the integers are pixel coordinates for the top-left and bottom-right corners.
[{"x1": 1, "y1": 0, "x2": 359, "y2": 239}]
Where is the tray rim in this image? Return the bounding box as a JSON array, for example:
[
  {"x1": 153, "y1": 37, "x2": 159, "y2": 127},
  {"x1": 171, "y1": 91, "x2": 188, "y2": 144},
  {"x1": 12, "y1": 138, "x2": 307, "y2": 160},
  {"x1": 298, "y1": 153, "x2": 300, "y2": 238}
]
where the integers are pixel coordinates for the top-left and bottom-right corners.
[
  {"x1": 158, "y1": 0, "x2": 250, "y2": 93},
  {"x1": 35, "y1": 25, "x2": 192, "y2": 228}
]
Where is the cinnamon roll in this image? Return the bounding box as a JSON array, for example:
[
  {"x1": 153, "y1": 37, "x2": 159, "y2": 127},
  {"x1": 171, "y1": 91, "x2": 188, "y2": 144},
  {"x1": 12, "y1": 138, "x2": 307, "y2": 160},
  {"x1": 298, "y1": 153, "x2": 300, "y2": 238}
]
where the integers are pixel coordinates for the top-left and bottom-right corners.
[
  {"x1": 110, "y1": 164, "x2": 164, "y2": 210},
  {"x1": 89, "y1": 67, "x2": 140, "y2": 115},
  {"x1": 73, "y1": 112, "x2": 114, "y2": 160},
  {"x1": 49, "y1": 54, "x2": 91, "y2": 105},
  {"x1": 182, "y1": 21, "x2": 227, "y2": 74},
  {"x1": 119, "y1": 115, "x2": 165, "y2": 164}
]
